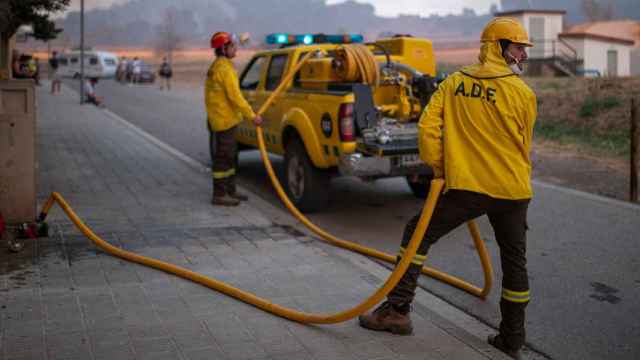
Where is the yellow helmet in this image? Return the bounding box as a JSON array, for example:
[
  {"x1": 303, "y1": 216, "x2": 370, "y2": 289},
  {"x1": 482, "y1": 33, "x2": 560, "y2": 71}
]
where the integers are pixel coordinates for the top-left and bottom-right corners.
[{"x1": 481, "y1": 17, "x2": 533, "y2": 47}]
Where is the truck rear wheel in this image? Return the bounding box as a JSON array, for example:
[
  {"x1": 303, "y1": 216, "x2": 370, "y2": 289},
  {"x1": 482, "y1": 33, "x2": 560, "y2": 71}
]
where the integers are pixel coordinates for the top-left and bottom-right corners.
[
  {"x1": 406, "y1": 175, "x2": 432, "y2": 199},
  {"x1": 284, "y1": 138, "x2": 329, "y2": 213}
]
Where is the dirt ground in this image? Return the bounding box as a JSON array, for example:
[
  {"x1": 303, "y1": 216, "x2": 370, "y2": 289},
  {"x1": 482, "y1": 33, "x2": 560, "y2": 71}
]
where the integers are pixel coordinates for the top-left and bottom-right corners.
[{"x1": 114, "y1": 48, "x2": 638, "y2": 203}]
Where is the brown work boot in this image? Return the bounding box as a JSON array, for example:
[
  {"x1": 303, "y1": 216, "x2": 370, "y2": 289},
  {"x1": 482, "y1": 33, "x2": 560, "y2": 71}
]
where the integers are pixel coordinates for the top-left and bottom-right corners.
[
  {"x1": 211, "y1": 195, "x2": 240, "y2": 206},
  {"x1": 488, "y1": 334, "x2": 522, "y2": 360},
  {"x1": 229, "y1": 191, "x2": 249, "y2": 201},
  {"x1": 358, "y1": 301, "x2": 413, "y2": 335}
]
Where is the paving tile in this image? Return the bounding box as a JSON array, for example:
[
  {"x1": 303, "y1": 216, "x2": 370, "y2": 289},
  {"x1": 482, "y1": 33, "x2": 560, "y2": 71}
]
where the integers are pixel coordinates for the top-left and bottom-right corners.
[{"x1": 182, "y1": 346, "x2": 228, "y2": 360}]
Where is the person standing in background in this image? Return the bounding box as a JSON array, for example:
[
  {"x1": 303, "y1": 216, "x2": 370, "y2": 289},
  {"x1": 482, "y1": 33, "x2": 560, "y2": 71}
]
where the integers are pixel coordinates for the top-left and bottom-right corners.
[
  {"x1": 159, "y1": 57, "x2": 172, "y2": 91},
  {"x1": 49, "y1": 51, "x2": 61, "y2": 94}
]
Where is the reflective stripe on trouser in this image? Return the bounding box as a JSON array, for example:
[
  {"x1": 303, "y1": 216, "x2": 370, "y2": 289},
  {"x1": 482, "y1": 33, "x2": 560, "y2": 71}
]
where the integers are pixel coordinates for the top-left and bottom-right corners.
[
  {"x1": 210, "y1": 124, "x2": 238, "y2": 197},
  {"x1": 386, "y1": 190, "x2": 530, "y2": 349}
]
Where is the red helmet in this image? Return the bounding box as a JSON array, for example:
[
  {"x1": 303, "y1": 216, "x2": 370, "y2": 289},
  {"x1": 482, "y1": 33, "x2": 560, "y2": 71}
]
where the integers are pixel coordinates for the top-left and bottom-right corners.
[{"x1": 210, "y1": 32, "x2": 232, "y2": 49}]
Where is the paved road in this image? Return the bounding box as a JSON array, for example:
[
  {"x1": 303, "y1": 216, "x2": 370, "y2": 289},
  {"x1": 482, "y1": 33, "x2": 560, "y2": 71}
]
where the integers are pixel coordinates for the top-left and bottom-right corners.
[{"x1": 76, "y1": 78, "x2": 640, "y2": 359}]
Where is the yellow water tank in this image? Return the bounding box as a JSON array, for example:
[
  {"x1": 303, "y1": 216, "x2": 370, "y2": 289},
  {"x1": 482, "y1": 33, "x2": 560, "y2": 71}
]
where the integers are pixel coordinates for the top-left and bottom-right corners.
[{"x1": 375, "y1": 37, "x2": 436, "y2": 77}]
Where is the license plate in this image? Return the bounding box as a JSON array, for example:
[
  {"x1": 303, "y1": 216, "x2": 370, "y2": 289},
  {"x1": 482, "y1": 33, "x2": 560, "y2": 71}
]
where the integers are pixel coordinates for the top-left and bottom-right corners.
[{"x1": 399, "y1": 154, "x2": 422, "y2": 167}]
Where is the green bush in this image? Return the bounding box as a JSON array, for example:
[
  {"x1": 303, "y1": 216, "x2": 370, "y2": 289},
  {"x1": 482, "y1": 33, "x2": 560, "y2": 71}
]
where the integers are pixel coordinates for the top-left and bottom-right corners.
[
  {"x1": 579, "y1": 97, "x2": 599, "y2": 117},
  {"x1": 602, "y1": 96, "x2": 621, "y2": 109},
  {"x1": 579, "y1": 96, "x2": 622, "y2": 117},
  {"x1": 535, "y1": 121, "x2": 629, "y2": 157}
]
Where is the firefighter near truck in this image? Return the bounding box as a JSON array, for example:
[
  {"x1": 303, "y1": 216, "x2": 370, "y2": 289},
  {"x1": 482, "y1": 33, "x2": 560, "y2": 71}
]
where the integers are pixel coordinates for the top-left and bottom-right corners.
[{"x1": 235, "y1": 33, "x2": 438, "y2": 212}]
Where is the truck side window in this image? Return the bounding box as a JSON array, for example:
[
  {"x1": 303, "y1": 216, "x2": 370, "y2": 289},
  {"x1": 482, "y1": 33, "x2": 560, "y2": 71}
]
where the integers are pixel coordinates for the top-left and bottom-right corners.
[
  {"x1": 265, "y1": 54, "x2": 288, "y2": 91},
  {"x1": 89, "y1": 57, "x2": 99, "y2": 65},
  {"x1": 70, "y1": 57, "x2": 78, "y2": 64},
  {"x1": 240, "y1": 56, "x2": 266, "y2": 90}
]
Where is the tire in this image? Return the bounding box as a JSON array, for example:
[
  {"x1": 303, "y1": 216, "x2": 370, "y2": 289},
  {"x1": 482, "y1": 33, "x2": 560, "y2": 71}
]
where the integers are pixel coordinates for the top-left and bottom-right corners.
[
  {"x1": 406, "y1": 174, "x2": 432, "y2": 199},
  {"x1": 73, "y1": 73, "x2": 80, "y2": 79},
  {"x1": 284, "y1": 138, "x2": 329, "y2": 213}
]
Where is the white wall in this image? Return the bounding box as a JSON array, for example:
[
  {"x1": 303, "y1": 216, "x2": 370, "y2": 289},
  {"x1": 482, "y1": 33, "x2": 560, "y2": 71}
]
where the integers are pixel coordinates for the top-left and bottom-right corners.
[
  {"x1": 561, "y1": 37, "x2": 631, "y2": 77},
  {"x1": 508, "y1": 13, "x2": 563, "y2": 58}
]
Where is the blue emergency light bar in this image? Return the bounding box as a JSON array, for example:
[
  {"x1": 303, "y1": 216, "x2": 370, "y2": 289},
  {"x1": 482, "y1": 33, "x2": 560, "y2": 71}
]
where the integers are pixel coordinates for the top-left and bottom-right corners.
[{"x1": 266, "y1": 33, "x2": 364, "y2": 46}]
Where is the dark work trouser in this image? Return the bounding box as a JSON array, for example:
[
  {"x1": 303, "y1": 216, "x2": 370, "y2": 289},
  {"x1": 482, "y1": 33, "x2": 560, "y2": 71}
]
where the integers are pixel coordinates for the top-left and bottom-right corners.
[
  {"x1": 388, "y1": 190, "x2": 530, "y2": 350},
  {"x1": 209, "y1": 122, "x2": 237, "y2": 197}
]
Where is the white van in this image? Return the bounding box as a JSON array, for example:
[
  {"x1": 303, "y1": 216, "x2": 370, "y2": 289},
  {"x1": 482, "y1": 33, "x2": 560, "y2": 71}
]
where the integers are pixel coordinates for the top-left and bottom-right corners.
[{"x1": 57, "y1": 50, "x2": 119, "y2": 79}]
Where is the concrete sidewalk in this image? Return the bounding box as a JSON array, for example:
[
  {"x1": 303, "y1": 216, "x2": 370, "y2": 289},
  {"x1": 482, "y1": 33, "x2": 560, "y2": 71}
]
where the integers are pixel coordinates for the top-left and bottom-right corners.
[{"x1": 0, "y1": 82, "x2": 513, "y2": 360}]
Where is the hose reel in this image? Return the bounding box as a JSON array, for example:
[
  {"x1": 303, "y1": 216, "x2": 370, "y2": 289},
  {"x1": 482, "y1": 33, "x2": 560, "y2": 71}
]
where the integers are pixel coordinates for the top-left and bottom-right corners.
[{"x1": 333, "y1": 44, "x2": 380, "y2": 88}]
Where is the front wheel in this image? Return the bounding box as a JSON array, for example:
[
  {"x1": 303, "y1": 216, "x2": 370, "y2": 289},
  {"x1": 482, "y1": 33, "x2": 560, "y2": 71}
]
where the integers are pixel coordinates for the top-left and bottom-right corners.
[{"x1": 284, "y1": 138, "x2": 329, "y2": 213}]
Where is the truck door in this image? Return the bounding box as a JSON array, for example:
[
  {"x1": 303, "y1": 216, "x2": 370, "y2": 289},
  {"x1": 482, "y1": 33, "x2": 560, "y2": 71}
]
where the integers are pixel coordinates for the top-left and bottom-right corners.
[
  {"x1": 262, "y1": 53, "x2": 290, "y2": 151},
  {"x1": 238, "y1": 55, "x2": 267, "y2": 145}
]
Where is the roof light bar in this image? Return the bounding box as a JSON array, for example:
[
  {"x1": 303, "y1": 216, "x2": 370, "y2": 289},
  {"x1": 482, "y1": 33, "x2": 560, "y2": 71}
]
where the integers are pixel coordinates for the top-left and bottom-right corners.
[{"x1": 265, "y1": 33, "x2": 364, "y2": 46}]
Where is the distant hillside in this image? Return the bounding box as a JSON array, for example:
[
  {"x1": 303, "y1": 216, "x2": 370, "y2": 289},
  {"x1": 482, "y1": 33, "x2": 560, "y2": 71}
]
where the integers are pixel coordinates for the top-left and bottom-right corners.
[
  {"x1": 52, "y1": 0, "x2": 493, "y2": 48},
  {"x1": 45, "y1": 0, "x2": 640, "y2": 49}
]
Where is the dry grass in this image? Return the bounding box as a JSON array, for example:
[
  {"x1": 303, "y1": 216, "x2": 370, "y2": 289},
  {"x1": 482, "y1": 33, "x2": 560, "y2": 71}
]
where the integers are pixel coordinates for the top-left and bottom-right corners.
[{"x1": 526, "y1": 77, "x2": 640, "y2": 132}]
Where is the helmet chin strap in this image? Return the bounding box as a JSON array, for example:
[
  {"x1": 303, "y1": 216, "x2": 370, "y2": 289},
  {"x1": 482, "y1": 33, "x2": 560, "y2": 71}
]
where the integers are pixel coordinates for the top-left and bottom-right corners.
[{"x1": 504, "y1": 50, "x2": 523, "y2": 75}]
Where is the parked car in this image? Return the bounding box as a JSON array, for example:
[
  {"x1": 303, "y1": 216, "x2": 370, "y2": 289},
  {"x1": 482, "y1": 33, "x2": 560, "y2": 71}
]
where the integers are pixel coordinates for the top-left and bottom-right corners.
[
  {"x1": 126, "y1": 62, "x2": 156, "y2": 84},
  {"x1": 138, "y1": 64, "x2": 156, "y2": 83}
]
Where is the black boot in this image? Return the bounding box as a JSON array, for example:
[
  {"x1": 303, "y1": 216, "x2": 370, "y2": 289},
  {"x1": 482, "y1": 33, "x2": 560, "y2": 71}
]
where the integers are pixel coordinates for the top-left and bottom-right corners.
[{"x1": 488, "y1": 334, "x2": 522, "y2": 360}]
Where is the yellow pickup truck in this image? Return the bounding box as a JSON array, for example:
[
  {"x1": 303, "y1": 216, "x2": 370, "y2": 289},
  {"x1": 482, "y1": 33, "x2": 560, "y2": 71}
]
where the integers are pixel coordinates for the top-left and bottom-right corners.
[{"x1": 236, "y1": 33, "x2": 437, "y2": 212}]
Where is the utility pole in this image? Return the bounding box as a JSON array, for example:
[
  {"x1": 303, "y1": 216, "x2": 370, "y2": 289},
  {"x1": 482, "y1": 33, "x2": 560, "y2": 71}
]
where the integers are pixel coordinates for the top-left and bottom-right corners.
[
  {"x1": 80, "y1": 0, "x2": 85, "y2": 104},
  {"x1": 631, "y1": 98, "x2": 639, "y2": 202}
]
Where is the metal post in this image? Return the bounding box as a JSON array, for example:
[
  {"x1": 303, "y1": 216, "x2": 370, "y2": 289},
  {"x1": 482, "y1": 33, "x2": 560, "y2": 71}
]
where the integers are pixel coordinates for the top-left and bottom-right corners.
[
  {"x1": 47, "y1": 41, "x2": 51, "y2": 80},
  {"x1": 631, "y1": 98, "x2": 639, "y2": 202},
  {"x1": 79, "y1": 0, "x2": 84, "y2": 104}
]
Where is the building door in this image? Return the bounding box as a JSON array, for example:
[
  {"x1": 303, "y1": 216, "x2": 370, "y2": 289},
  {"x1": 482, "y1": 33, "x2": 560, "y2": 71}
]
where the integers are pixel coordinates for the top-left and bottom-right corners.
[
  {"x1": 607, "y1": 50, "x2": 618, "y2": 77},
  {"x1": 529, "y1": 17, "x2": 546, "y2": 58}
]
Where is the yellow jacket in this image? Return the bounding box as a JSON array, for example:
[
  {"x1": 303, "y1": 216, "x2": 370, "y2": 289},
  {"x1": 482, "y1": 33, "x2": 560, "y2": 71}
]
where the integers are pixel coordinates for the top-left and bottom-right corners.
[
  {"x1": 205, "y1": 57, "x2": 256, "y2": 132},
  {"x1": 418, "y1": 41, "x2": 537, "y2": 200}
]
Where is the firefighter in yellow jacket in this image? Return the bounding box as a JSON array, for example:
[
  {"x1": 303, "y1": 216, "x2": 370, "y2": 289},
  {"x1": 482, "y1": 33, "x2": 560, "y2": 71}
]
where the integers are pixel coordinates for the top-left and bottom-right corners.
[
  {"x1": 359, "y1": 18, "x2": 537, "y2": 360},
  {"x1": 206, "y1": 32, "x2": 263, "y2": 206}
]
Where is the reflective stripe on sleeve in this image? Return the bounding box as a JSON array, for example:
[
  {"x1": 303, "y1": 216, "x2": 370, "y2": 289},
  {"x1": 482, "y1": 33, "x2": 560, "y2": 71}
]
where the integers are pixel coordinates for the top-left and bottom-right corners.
[
  {"x1": 501, "y1": 288, "x2": 530, "y2": 303},
  {"x1": 212, "y1": 168, "x2": 236, "y2": 179},
  {"x1": 397, "y1": 247, "x2": 427, "y2": 266}
]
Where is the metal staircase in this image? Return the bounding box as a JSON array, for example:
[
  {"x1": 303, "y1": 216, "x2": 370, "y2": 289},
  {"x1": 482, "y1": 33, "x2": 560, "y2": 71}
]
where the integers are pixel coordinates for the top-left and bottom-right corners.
[{"x1": 528, "y1": 38, "x2": 582, "y2": 77}]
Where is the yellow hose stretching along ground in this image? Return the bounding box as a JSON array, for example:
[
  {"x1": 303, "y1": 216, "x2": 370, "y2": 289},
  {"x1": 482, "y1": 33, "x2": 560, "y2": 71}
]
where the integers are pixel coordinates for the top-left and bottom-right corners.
[{"x1": 37, "y1": 46, "x2": 492, "y2": 324}]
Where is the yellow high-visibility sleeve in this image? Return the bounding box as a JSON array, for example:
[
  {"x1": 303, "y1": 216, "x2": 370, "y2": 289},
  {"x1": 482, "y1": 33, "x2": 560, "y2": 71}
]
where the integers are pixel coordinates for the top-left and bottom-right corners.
[
  {"x1": 418, "y1": 85, "x2": 445, "y2": 178},
  {"x1": 222, "y1": 63, "x2": 256, "y2": 121},
  {"x1": 205, "y1": 58, "x2": 256, "y2": 132}
]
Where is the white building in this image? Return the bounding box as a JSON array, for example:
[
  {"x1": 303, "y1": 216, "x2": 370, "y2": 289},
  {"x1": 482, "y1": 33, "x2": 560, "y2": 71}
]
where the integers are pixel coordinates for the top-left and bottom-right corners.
[
  {"x1": 558, "y1": 32, "x2": 633, "y2": 77},
  {"x1": 494, "y1": 9, "x2": 636, "y2": 77},
  {"x1": 560, "y1": 20, "x2": 639, "y2": 77}
]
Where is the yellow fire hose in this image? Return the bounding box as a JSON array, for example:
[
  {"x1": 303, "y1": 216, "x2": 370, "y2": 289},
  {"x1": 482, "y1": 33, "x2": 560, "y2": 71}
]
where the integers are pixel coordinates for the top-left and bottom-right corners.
[
  {"x1": 33, "y1": 47, "x2": 493, "y2": 326},
  {"x1": 38, "y1": 181, "x2": 442, "y2": 323},
  {"x1": 254, "y1": 50, "x2": 493, "y2": 299}
]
